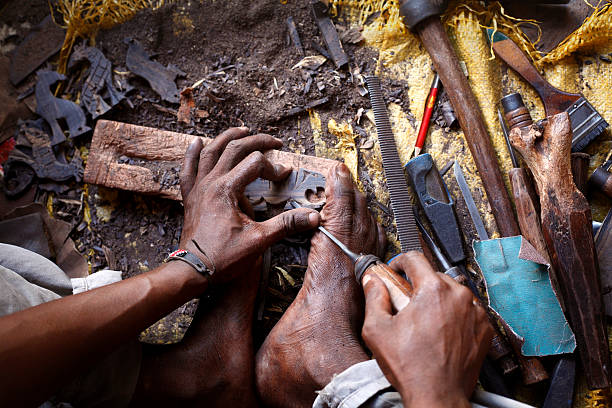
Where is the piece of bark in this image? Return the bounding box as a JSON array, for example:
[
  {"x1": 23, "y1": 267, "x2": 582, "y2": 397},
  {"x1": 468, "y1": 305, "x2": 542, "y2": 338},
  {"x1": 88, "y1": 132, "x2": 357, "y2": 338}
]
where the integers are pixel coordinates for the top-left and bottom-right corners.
[
  {"x1": 510, "y1": 113, "x2": 611, "y2": 389},
  {"x1": 125, "y1": 39, "x2": 184, "y2": 104},
  {"x1": 9, "y1": 16, "x2": 65, "y2": 86},
  {"x1": 571, "y1": 152, "x2": 590, "y2": 194},
  {"x1": 0, "y1": 56, "x2": 32, "y2": 144},
  {"x1": 84, "y1": 120, "x2": 337, "y2": 201},
  {"x1": 596, "y1": 209, "x2": 612, "y2": 318},
  {"x1": 177, "y1": 87, "x2": 195, "y2": 124}
]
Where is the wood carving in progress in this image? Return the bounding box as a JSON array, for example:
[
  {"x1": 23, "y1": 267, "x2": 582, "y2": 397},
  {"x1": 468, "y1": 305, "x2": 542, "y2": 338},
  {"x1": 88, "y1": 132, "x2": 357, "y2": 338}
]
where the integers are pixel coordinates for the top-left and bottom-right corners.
[{"x1": 510, "y1": 112, "x2": 611, "y2": 389}]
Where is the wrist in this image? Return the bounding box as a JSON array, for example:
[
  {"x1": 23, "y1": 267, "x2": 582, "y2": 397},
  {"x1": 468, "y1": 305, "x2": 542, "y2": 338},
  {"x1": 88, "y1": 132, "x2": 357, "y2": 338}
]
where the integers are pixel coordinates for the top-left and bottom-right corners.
[
  {"x1": 399, "y1": 386, "x2": 469, "y2": 408},
  {"x1": 161, "y1": 260, "x2": 210, "y2": 294}
]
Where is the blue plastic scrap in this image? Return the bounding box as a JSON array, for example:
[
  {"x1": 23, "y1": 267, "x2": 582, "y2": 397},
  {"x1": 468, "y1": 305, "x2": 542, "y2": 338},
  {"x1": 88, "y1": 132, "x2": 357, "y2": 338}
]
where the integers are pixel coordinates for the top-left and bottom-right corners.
[{"x1": 474, "y1": 236, "x2": 576, "y2": 356}]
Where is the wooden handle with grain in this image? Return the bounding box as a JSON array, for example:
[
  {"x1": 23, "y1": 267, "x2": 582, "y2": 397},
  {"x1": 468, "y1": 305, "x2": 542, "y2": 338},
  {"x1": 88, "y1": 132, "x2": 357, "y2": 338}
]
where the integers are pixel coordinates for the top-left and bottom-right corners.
[
  {"x1": 362, "y1": 263, "x2": 413, "y2": 312},
  {"x1": 489, "y1": 31, "x2": 579, "y2": 115},
  {"x1": 415, "y1": 17, "x2": 520, "y2": 238},
  {"x1": 510, "y1": 113, "x2": 612, "y2": 389}
]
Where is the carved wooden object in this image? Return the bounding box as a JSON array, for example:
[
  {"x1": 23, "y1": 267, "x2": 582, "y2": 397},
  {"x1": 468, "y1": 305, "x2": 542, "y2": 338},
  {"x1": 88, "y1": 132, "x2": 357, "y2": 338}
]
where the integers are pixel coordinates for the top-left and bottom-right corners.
[
  {"x1": 35, "y1": 70, "x2": 91, "y2": 146},
  {"x1": 84, "y1": 120, "x2": 337, "y2": 202},
  {"x1": 510, "y1": 113, "x2": 611, "y2": 389}
]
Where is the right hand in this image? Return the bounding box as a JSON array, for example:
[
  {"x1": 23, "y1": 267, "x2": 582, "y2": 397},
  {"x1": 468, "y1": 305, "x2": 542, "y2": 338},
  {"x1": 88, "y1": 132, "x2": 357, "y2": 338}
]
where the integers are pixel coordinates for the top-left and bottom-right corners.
[
  {"x1": 361, "y1": 252, "x2": 493, "y2": 408},
  {"x1": 179, "y1": 127, "x2": 320, "y2": 284}
]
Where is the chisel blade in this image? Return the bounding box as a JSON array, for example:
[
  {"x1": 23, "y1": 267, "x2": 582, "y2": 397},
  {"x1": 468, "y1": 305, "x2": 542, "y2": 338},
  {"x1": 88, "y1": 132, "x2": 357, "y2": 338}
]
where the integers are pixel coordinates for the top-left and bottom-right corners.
[
  {"x1": 365, "y1": 76, "x2": 421, "y2": 253},
  {"x1": 453, "y1": 161, "x2": 489, "y2": 241}
]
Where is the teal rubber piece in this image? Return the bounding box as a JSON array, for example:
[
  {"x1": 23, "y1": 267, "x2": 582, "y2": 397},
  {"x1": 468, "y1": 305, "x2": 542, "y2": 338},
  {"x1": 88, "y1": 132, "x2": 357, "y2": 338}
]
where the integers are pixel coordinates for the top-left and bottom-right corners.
[{"x1": 474, "y1": 236, "x2": 576, "y2": 356}]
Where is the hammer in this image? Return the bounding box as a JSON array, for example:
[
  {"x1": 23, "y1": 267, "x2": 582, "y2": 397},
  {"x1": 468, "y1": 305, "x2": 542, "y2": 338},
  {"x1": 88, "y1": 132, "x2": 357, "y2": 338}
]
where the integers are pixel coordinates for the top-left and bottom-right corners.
[
  {"x1": 399, "y1": 0, "x2": 548, "y2": 385},
  {"x1": 399, "y1": 0, "x2": 520, "y2": 238}
]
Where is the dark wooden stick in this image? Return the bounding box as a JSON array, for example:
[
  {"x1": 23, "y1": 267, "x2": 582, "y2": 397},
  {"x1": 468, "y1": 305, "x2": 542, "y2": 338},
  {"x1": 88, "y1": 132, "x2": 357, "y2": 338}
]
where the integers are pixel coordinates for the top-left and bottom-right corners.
[
  {"x1": 415, "y1": 17, "x2": 520, "y2": 238},
  {"x1": 510, "y1": 113, "x2": 611, "y2": 389},
  {"x1": 571, "y1": 152, "x2": 590, "y2": 195}
]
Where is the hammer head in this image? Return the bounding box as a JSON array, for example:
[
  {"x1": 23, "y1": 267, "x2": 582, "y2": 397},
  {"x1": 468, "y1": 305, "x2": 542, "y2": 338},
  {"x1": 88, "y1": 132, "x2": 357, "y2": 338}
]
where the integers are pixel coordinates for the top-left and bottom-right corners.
[{"x1": 399, "y1": 0, "x2": 448, "y2": 30}]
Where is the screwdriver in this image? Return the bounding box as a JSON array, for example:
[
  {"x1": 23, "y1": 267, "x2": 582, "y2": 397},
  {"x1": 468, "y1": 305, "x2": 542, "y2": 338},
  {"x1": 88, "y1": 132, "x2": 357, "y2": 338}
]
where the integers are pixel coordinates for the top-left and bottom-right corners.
[
  {"x1": 318, "y1": 224, "x2": 415, "y2": 312},
  {"x1": 287, "y1": 200, "x2": 414, "y2": 312}
]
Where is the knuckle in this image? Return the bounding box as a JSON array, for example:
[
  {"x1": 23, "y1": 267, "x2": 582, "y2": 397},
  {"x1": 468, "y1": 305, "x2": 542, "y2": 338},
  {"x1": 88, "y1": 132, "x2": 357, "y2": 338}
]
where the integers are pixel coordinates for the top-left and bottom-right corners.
[
  {"x1": 280, "y1": 213, "x2": 297, "y2": 234},
  {"x1": 226, "y1": 139, "x2": 243, "y2": 152},
  {"x1": 426, "y1": 278, "x2": 445, "y2": 293},
  {"x1": 361, "y1": 321, "x2": 375, "y2": 341},
  {"x1": 457, "y1": 285, "x2": 473, "y2": 302}
]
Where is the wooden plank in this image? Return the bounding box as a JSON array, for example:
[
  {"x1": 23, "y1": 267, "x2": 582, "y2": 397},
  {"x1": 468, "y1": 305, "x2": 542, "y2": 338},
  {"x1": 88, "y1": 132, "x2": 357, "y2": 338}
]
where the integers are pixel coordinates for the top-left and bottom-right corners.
[{"x1": 84, "y1": 120, "x2": 337, "y2": 201}]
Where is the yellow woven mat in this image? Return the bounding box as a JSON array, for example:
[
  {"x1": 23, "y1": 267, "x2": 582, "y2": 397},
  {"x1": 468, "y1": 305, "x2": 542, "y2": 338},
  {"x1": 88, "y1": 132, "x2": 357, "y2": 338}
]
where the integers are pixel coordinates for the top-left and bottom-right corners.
[{"x1": 305, "y1": 1, "x2": 612, "y2": 406}]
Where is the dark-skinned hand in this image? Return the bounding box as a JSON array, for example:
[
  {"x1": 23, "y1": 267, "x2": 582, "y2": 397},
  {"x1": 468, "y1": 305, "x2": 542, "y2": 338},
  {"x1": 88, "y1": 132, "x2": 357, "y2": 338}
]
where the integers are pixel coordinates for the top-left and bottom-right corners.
[
  {"x1": 361, "y1": 252, "x2": 493, "y2": 408},
  {"x1": 179, "y1": 127, "x2": 321, "y2": 284}
]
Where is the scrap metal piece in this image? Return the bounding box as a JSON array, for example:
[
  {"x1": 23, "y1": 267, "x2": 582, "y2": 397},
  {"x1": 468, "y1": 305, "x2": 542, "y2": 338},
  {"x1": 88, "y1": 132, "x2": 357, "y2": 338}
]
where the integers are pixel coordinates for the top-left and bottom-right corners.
[
  {"x1": 453, "y1": 161, "x2": 488, "y2": 241},
  {"x1": 68, "y1": 44, "x2": 127, "y2": 118},
  {"x1": 35, "y1": 70, "x2": 91, "y2": 146},
  {"x1": 125, "y1": 39, "x2": 184, "y2": 104},
  {"x1": 246, "y1": 168, "x2": 326, "y2": 212},
  {"x1": 9, "y1": 16, "x2": 65, "y2": 85},
  {"x1": 3, "y1": 121, "x2": 83, "y2": 196},
  {"x1": 311, "y1": 0, "x2": 348, "y2": 69},
  {"x1": 365, "y1": 76, "x2": 421, "y2": 253},
  {"x1": 286, "y1": 16, "x2": 304, "y2": 55}
]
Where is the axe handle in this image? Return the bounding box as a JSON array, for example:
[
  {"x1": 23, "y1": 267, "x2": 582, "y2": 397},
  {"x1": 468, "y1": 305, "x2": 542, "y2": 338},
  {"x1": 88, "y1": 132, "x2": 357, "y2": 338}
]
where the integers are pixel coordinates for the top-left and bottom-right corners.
[{"x1": 415, "y1": 17, "x2": 520, "y2": 238}]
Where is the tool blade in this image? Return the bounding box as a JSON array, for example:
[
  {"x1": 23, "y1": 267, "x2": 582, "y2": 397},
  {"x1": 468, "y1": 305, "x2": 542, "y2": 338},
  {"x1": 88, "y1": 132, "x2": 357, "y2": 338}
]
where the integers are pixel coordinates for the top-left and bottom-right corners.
[
  {"x1": 365, "y1": 76, "x2": 421, "y2": 253},
  {"x1": 498, "y1": 108, "x2": 519, "y2": 168},
  {"x1": 542, "y1": 356, "x2": 575, "y2": 408},
  {"x1": 453, "y1": 162, "x2": 489, "y2": 241}
]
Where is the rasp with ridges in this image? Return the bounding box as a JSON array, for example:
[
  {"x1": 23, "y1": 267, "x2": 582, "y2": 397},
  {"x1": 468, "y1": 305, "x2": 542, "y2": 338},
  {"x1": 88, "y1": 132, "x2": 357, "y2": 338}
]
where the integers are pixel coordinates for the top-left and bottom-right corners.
[{"x1": 365, "y1": 76, "x2": 421, "y2": 253}]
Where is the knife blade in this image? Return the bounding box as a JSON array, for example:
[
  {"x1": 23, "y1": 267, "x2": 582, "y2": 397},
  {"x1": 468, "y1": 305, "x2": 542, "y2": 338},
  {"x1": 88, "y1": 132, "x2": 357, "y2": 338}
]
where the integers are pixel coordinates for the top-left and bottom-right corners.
[{"x1": 453, "y1": 161, "x2": 489, "y2": 241}]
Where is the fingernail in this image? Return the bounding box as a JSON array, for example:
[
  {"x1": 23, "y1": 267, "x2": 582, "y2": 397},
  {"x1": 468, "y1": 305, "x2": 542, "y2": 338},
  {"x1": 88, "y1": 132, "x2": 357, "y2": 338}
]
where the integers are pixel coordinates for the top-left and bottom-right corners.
[
  {"x1": 362, "y1": 274, "x2": 372, "y2": 286},
  {"x1": 308, "y1": 212, "x2": 320, "y2": 226},
  {"x1": 239, "y1": 126, "x2": 249, "y2": 131}
]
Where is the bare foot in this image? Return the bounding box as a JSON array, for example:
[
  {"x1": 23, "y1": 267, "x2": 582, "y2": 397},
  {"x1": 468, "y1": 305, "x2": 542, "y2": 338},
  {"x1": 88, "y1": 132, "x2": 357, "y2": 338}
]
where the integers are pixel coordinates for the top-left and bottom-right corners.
[
  {"x1": 256, "y1": 164, "x2": 387, "y2": 407},
  {"x1": 131, "y1": 262, "x2": 261, "y2": 407}
]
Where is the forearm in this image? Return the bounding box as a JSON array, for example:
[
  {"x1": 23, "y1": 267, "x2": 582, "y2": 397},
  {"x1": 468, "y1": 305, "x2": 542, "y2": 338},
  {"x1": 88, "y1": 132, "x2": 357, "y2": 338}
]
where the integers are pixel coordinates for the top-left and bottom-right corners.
[{"x1": 0, "y1": 261, "x2": 207, "y2": 406}]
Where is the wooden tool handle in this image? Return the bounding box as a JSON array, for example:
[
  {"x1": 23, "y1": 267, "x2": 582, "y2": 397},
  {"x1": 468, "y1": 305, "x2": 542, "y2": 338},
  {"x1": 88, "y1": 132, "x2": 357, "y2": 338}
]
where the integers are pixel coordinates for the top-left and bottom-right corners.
[
  {"x1": 509, "y1": 168, "x2": 549, "y2": 261},
  {"x1": 364, "y1": 261, "x2": 522, "y2": 375},
  {"x1": 490, "y1": 33, "x2": 579, "y2": 115},
  {"x1": 509, "y1": 168, "x2": 560, "y2": 298},
  {"x1": 510, "y1": 113, "x2": 612, "y2": 389},
  {"x1": 415, "y1": 17, "x2": 519, "y2": 238},
  {"x1": 362, "y1": 263, "x2": 413, "y2": 312}
]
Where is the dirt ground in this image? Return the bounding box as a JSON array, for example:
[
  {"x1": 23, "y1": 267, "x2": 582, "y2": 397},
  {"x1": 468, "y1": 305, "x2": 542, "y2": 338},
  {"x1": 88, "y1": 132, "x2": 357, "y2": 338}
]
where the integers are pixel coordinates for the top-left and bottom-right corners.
[{"x1": 1, "y1": 0, "x2": 413, "y2": 344}]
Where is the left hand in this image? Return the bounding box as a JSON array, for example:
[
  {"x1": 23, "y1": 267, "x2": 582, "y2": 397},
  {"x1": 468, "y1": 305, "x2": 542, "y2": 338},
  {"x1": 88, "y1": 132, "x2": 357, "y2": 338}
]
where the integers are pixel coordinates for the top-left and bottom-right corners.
[{"x1": 179, "y1": 127, "x2": 321, "y2": 284}]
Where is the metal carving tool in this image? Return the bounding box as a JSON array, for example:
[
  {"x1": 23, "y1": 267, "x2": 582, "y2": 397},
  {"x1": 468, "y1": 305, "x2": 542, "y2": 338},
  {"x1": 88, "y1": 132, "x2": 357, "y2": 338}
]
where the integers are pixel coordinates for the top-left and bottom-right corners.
[
  {"x1": 453, "y1": 161, "x2": 489, "y2": 241},
  {"x1": 499, "y1": 108, "x2": 519, "y2": 168},
  {"x1": 405, "y1": 154, "x2": 464, "y2": 264},
  {"x1": 365, "y1": 76, "x2": 421, "y2": 253},
  {"x1": 488, "y1": 29, "x2": 608, "y2": 152}
]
